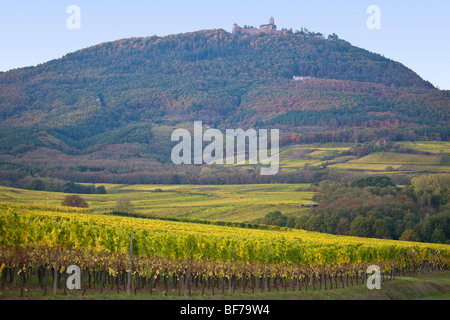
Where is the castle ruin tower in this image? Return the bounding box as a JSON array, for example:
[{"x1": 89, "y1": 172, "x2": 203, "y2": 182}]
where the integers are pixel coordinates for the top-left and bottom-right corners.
[
  {"x1": 232, "y1": 23, "x2": 240, "y2": 35},
  {"x1": 269, "y1": 17, "x2": 274, "y2": 25}
]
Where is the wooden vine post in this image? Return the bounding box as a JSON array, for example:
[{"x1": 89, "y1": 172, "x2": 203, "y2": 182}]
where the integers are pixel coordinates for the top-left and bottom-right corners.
[
  {"x1": 53, "y1": 246, "x2": 60, "y2": 295},
  {"x1": 184, "y1": 242, "x2": 192, "y2": 297},
  {"x1": 228, "y1": 246, "x2": 234, "y2": 296},
  {"x1": 264, "y1": 247, "x2": 270, "y2": 293},
  {"x1": 127, "y1": 233, "x2": 134, "y2": 295}
]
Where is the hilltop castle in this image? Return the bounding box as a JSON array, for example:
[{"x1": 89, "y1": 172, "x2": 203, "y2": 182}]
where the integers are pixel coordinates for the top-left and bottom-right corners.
[{"x1": 232, "y1": 17, "x2": 291, "y2": 36}]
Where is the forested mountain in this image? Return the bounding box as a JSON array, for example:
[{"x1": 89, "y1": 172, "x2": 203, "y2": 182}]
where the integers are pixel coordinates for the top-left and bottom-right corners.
[{"x1": 0, "y1": 28, "x2": 448, "y2": 185}]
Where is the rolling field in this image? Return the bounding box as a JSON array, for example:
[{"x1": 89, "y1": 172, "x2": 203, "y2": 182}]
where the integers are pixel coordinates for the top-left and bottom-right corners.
[
  {"x1": 317, "y1": 142, "x2": 450, "y2": 174},
  {"x1": 327, "y1": 152, "x2": 450, "y2": 173},
  {"x1": 261, "y1": 141, "x2": 450, "y2": 174},
  {"x1": 0, "y1": 184, "x2": 315, "y2": 223},
  {"x1": 397, "y1": 141, "x2": 450, "y2": 154},
  {"x1": 279, "y1": 143, "x2": 352, "y2": 170}
]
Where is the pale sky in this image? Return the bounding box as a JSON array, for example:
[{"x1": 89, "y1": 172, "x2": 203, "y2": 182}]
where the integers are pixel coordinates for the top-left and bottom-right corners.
[{"x1": 1, "y1": 0, "x2": 449, "y2": 89}]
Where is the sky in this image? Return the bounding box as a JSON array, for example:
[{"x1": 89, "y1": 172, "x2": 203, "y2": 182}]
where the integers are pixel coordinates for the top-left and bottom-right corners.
[{"x1": 1, "y1": 0, "x2": 449, "y2": 89}]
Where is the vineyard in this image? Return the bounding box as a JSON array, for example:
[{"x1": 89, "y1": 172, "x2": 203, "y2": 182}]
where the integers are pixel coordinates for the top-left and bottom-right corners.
[
  {"x1": 275, "y1": 142, "x2": 450, "y2": 175},
  {"x1": 1, "y1": 203, "x2": 449, "y2": 297},
  {"x1": 327, "y1": 151, "x2": 450, "y2": 173},
  {"x1": 0, "y1": 184, "x2": 316, "y2": 222}
]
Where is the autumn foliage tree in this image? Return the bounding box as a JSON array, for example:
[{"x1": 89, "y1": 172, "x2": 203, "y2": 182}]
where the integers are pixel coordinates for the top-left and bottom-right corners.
[{"x1": 61, "y1": 195, "x2": 89, "y2": 208}]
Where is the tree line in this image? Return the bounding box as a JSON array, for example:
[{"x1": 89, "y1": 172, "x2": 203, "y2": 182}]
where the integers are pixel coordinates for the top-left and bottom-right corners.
[{"x1": 258, "y1": 174, "x2": 450, "y2": 244}]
